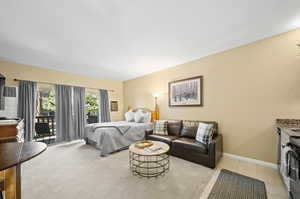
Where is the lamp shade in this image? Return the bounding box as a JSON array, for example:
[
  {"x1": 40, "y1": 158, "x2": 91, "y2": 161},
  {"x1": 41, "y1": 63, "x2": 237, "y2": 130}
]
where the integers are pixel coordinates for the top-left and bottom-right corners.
[{"x1": 152, "y1": 93, "x2": 160, "y2": 98}]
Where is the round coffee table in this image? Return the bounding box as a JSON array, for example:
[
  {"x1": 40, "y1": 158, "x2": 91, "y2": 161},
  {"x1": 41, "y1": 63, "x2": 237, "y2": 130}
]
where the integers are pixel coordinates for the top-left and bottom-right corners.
[{"x1": 129, "y1": 141, "x2": 170, "y2": 178}]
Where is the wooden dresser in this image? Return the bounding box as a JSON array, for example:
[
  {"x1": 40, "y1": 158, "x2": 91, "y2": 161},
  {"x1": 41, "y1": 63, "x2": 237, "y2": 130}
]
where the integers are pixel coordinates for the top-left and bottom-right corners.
[
  {"x1": 0, "y1": 119, "x2": 24, "y2": 199},
  {"x1": 0, "y1": 119, "x2": 24, "y2": 143}
]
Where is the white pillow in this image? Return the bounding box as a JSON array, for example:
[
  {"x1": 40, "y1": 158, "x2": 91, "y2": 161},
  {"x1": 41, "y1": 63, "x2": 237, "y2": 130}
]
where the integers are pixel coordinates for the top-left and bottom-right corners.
[
  {"x1": 125, "y1": 110, "x2": 135, "y2": 122},
  {"x1": 196, "y1": 123, "x2": 214, "y2": 144},
  {"x1": 134, "y1": 110, "x2": 144, "y2": 123},
  {"x1": 143, "y1": 111, "x2": 151, "y2": 123}
]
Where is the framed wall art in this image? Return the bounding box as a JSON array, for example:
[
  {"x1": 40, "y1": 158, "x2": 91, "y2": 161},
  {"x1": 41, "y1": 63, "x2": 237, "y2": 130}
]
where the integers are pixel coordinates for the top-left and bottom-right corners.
[
  {"x1": 168, "y1": 76, "x2": 203, "y2": 107},
  {"x1": 110, "y1": 101, "x2": 118, "y2": 112}
]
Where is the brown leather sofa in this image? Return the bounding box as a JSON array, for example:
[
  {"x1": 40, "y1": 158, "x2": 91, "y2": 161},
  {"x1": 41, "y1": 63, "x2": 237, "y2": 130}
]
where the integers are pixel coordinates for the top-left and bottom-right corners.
[{"x1": 145, "y1": 120, "x2": 223, "y2": 169}]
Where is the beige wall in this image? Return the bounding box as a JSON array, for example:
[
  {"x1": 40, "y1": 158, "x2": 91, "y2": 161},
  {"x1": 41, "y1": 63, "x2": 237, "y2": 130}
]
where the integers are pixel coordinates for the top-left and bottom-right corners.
[
  {"x1": 0, "y1": 61, "x2": 124, "y2": 121},
  {"x1": 124, "y1": 28, "x2": 300, "y2": 163}
]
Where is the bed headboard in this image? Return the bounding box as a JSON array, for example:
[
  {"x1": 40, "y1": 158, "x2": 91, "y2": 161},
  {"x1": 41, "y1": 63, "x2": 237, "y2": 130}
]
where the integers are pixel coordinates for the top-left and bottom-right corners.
[{"x1": 127, "y1": 106, "x2": 159, "y2": 122}]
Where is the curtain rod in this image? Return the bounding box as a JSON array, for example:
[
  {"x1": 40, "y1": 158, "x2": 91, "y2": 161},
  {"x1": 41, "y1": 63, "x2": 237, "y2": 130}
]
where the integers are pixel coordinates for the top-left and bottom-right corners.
[{"x1": 13, "y1": 78, "x2": 115, "y2": 92}]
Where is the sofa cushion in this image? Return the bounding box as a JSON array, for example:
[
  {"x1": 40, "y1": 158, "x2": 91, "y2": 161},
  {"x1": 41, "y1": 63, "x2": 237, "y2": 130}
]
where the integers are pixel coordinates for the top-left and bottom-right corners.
[
  {"x1": 167, "y1": 120, "x2": 182, "y2": 136},
  {"x1": 182, "y1": 120, "x2": 218, "y2": 138},
  {"x1": 154, "y1": 120, "x2": 168, "y2": 135},
  {"x1": 147, "y1": 134, "x2": 178, "y2": 145},
  {"x1": 172, "y1": 137, "x2": 208, "y2": 154},
  {"x1": 196, "y1": 123, "x2": 214, "y2": 144},
  {"x1": 181, "y1": 126, "x2": 198, "y2": 138}
]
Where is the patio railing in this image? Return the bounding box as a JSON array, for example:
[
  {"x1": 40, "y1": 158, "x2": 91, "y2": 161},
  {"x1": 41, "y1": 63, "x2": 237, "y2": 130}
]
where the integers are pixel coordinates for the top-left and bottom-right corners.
[{"x1": 34, "y1": 115, "x2": 56, "y2": 144}]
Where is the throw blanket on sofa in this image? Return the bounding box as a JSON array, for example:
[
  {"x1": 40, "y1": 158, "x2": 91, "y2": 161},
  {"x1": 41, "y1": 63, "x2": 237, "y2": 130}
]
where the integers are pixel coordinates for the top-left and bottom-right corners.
[{"x1": 84, "y1": 121, "x2": 153, "y2": 156}]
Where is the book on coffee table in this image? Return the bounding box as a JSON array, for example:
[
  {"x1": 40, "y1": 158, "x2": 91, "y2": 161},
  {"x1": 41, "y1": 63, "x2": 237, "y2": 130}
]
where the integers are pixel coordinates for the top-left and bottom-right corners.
[{"x1": 144, "y1": 145, "x2": 162, "y2": 153}]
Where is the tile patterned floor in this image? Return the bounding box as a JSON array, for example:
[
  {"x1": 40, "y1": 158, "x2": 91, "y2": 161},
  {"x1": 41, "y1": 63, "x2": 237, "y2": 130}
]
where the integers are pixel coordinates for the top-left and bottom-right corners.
[{"x1": 201, "y1": 156, "x2": 289, "y2": 199}]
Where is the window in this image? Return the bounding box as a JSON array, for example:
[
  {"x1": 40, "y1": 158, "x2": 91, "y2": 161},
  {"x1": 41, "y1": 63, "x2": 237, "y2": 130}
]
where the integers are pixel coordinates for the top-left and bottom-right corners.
[
  {"x1": 85, "y1": 89, "x2": 99, "y2": 124},
  {"x1": 35, "y1": 83, "x2": 56, "y2": 143},
  {"x1": 37, "y1": 83, "x2": 55, "y2": 116}
]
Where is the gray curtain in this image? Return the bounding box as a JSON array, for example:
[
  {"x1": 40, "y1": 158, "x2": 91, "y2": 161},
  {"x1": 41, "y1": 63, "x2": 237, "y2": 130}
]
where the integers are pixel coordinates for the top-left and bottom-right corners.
[
  {"x1": 99, "y1": 89, "x2": 111, "y2": 122},
  {"x1": 73, "y1": 86, "x2": 85, "y2": 139},
  {"x1": 0, "y1": 78, "x2": 5, "y2": 110},
  {"x1": 17, "y1": 80, "x2": 37, "y2": 142},
  {"x1": 55, "y1": 85, "x2": 74, "y2": 142}
]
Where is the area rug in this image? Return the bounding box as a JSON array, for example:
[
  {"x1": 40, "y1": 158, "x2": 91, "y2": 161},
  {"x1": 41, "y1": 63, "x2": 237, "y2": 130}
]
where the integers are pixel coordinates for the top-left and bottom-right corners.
[
  {"x1": 207, "y1": 169, "x2": 267, "y2": 199},
  {"x1": 22, "y1": 141, "x2": 215, "y2": 199}
]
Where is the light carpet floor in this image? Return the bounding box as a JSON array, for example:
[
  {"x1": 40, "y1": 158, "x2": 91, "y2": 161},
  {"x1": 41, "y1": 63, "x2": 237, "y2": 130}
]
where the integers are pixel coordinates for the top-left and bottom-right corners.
[{"x1": 22, "y1": 141, "x2": 215, "y2": 199}]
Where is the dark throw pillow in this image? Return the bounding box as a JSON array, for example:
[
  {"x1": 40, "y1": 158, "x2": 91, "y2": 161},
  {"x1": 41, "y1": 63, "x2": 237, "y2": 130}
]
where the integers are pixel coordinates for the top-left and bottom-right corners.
[{"x1": 181, "y1": 126, "x2": 198, "y2": 138}]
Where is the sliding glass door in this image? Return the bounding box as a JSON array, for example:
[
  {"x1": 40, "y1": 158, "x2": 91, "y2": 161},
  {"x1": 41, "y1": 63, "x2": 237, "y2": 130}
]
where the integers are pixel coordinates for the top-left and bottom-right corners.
[
  {"x1": 35, "y1": 83, "x2": 56, "y2": 144},
  {"x1": 33, "y1": 85, "x2": 100, "y2": 143},
  {"x1": 85, "y1": 88, "x2": 100, "y2": 124}
]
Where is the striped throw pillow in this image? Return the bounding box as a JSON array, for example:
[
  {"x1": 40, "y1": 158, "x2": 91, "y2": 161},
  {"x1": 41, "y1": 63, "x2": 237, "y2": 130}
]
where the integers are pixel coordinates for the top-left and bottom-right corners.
[
  {"x1": 154, "y1": 120, "x2": 168, "y2": 135},
  {"x1": 196, "y1": 122, "x2": 214, "y2": 144}
]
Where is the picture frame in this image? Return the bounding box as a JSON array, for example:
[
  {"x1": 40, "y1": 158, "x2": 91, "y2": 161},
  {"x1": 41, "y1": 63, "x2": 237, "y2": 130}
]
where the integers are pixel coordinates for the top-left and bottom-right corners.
[
  {"x1": 110, "y1": 101, "x2": 118, "y2": 112},
  {"x1": 168, "y1": 76, "x2": 203, "y2": 107}
]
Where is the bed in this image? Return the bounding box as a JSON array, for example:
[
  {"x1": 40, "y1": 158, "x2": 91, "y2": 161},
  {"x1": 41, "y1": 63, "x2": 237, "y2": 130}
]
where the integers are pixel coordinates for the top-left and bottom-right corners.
[{"x1": 84, "y1": 108, "x2": 157, "y2": 156}]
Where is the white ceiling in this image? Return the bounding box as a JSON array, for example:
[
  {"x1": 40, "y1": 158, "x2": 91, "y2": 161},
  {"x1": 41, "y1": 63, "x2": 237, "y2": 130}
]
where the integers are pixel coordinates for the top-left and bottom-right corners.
[{"x1": 0, "y1": 0, "x2": 300, "y2": 81}]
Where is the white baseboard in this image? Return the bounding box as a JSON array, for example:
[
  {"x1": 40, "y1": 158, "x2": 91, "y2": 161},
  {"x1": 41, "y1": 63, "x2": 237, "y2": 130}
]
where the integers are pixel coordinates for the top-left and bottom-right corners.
[{"x1": 223, "y1": 153, "x2": 277, "y2": 169}]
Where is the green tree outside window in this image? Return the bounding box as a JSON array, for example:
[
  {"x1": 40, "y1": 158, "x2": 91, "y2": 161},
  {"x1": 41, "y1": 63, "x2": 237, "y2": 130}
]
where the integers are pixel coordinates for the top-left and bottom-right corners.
[
  {"x1": 41, "y1": 90, "x2": 55, "y2": 111},
  {"x1": 86, "y1": 94, "x2": 99, "y2": 115}
]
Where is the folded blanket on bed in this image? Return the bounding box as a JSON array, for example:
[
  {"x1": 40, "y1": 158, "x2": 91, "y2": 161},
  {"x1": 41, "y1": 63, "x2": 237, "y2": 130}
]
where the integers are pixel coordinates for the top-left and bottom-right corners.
[
  {"x1": 84, "y1": 121, "x2": 153, "y2": 156},
  {"x1": 92, "y1": 124, "x2": 131, "y2": 135}
]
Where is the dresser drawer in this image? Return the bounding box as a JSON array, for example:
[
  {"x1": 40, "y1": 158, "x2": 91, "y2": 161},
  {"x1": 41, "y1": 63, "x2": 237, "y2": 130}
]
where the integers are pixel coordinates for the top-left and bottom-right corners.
[{"x1": 0, "y1": 124, "x2": 18, "y2": 138}]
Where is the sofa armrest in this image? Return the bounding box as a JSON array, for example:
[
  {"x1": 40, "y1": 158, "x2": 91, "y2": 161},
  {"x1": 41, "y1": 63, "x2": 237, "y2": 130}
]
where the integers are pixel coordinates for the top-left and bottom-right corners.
[
  {"x1": 145, "y1": 129, "x2": 153, "y2": 140},
  {"x1": 208, "y1": 134, "x2": 223, "y2": 168}
]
